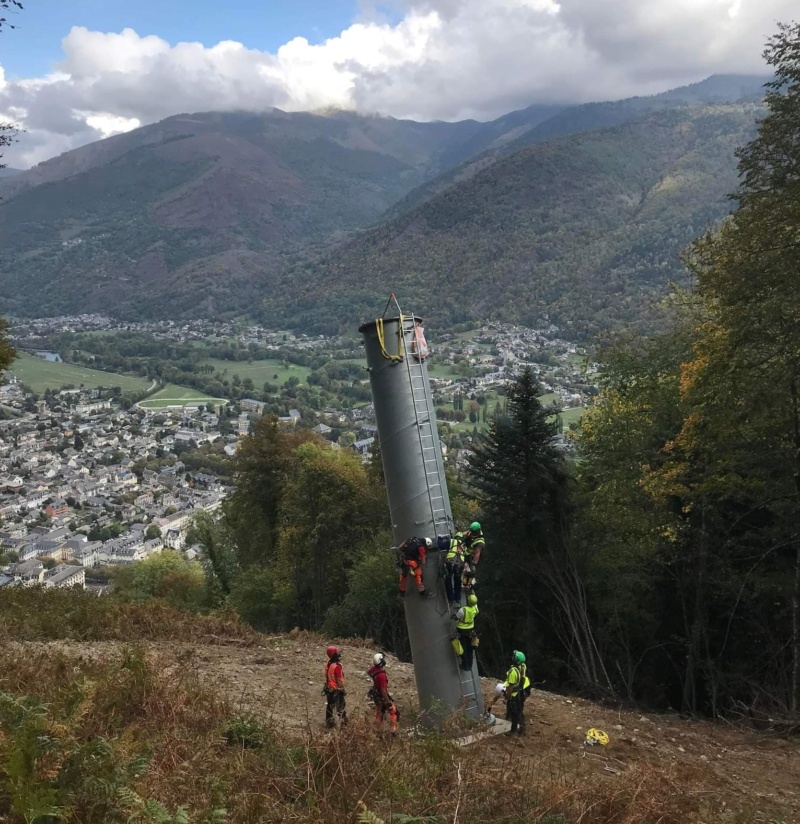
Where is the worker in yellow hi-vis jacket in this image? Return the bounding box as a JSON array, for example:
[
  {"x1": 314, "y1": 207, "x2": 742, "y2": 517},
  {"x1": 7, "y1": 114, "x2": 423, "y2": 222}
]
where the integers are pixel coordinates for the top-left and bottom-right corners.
[
  {"x1": 503, "y1": 650, "x2": 531, "y2": 735},
  {"x1": 454, "y1": 594, "x2": 479, "y2": 671}
]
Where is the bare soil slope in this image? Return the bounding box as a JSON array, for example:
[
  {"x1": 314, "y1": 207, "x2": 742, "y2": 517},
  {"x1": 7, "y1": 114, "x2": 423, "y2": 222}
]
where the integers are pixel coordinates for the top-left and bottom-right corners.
[{"x1": 31, "y1": 634, "x2": 800, "y2": 823}]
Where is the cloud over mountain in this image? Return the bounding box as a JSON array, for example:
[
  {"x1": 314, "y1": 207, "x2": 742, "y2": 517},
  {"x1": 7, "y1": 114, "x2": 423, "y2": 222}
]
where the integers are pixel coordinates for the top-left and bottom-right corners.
[{"x1": 0, "y1": 0, "x2": 788, "y2": 167}]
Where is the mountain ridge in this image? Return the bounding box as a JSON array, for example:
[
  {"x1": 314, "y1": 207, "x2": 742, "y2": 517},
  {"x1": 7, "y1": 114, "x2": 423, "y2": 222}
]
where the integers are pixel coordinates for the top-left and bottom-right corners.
[
  {"x1": 273, "y1": 103, "x2": 759, "y2": 337},
  {"x1": 383, "y1": 74, "x2": 769, "y2": 221},
  {"x1": 0, "y1": 108, "x2": 488, "y2": 319},
  {"x1": 0, "y1": 74, "x2": 768, "y2": 329}
]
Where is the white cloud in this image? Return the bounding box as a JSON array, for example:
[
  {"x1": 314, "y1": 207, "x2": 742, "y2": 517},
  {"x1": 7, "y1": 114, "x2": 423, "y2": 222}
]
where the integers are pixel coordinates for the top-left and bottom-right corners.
[
  {"x1": 84, "y1": 114, "x2": 141, "y2": 137},
  {"x1": 0, "y1": 0, "x2": 791, "y2": 168}
]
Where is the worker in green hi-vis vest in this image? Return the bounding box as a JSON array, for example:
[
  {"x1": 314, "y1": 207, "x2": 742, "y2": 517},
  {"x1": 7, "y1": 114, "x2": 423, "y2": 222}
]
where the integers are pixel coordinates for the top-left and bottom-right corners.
[
  {"x1": 454, "y1": 593, "x2": 479, "y2": 671},
  {"x1": 503, "y1": 650, "x2": 531, "y2": 735}
]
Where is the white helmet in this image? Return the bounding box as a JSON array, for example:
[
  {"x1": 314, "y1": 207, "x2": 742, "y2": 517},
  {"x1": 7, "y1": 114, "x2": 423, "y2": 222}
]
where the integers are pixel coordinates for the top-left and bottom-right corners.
[
  {"x1": 495, "y1": 683, "x2": 506, "y2": 696},
  {"x1": 373, "y1": 653, "x2": 386, "y2": 667},
  {"x1": 424, "y1": 537, "x2": 433, "y2": 548}
]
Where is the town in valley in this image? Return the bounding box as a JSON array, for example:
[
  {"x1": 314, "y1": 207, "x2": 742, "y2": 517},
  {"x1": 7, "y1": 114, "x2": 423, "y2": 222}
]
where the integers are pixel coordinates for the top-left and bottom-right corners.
[{"x1": 0, "y1": 314, "x2": 595, "y2": 589}]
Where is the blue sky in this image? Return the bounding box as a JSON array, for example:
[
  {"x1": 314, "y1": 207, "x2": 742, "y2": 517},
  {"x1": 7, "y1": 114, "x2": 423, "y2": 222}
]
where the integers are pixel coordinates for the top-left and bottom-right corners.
[{"x1": 1, "y1": 0, "x2": 372, "y2": 77}]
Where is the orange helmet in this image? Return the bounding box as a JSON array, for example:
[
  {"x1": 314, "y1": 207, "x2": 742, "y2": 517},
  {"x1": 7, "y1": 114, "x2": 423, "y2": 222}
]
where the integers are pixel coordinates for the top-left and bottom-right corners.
[{"x1": 326, "y1": 645, "x2": 339, "y2": 658}]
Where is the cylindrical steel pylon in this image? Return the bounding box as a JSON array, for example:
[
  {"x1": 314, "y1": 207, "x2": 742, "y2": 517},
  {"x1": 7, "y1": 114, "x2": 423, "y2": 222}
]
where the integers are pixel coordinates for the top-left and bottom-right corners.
[{"x1": 359, "y1": 313, "x2": 485, "y2": 726}]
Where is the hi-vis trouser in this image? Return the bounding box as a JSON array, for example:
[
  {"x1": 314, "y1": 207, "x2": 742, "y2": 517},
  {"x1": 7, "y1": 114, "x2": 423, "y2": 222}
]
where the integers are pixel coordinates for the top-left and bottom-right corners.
[
  {"x1": 399, "y1": 560, "x2": 425, "y2": 593},
  {"x1": 374, "y1": 700, "x2": 399, "y2": 733}
]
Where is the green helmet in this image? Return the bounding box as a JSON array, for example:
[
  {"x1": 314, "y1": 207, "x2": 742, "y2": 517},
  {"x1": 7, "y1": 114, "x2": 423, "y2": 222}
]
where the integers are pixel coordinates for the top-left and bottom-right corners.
[
  {"x1": 512, "y1": 650, "x2": 526, "y2": 664},
  {"x1": 470, "y1": 522, "x2": 481, "y2": 532},
  {"x1": 467, "y1": 594, "x2": 478, "y2": 606}
]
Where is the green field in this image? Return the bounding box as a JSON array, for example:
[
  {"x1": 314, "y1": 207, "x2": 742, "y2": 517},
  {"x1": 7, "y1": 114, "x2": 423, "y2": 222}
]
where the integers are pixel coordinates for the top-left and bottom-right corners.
[
  {"x1": 559, "y1": 406, "x2": 585, "y2": 429},
  {"x1": 138, "y1": 384, "x2": 227, "y2": 410},
  {"x1": 9, "y1": 353, "x2": 149, "y2": 393},
  {"x1": 437, "y1": 393, "x2": 584, "y2": 436},
  {"x1": 426, "y1": 360, "x2": 464, "y2": 379},
  {"x1": 202, "y1": 358, "x2": 311, "y2": 386}
]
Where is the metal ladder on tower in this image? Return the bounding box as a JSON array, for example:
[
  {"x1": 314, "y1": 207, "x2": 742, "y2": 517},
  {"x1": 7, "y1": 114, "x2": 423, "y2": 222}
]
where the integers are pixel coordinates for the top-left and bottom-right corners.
[
  {"x1": 400, "y1": 314, "x2": 452, "y2": 538},
  {"x1": 457, "y1": 665, "x2": 481, "y2": 715}
]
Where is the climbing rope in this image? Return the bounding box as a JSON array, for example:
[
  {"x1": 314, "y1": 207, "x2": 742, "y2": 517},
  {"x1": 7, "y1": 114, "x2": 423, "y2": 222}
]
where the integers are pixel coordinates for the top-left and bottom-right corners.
[{"x1": 376, "y1": 315, "x2": 405, "y2": 361}]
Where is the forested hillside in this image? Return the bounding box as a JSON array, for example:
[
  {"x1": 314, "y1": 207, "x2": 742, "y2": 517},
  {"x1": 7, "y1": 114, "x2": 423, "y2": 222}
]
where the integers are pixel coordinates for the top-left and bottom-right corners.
[
  {"x1": 1, "y1": 31, "x2": 800, "y2": 821},
  {"x1": 385, "y1": 74, "x2": 768, "y2": 218},
  {"x1": 0, "y1": 101, "x2": 569, "y2": 322},
  {"x1": 275, "y1": 104, "x2": 759, "y2": 337},
  {"x1": 0, "y1": 109, "x2": 485, "y2": 319}
]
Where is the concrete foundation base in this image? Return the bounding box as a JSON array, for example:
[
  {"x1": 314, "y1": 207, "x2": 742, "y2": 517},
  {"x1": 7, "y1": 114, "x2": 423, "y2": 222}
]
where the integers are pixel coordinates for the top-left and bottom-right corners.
[{"x1": 455, "y1": 717, "x2": 513, "y2": 746}]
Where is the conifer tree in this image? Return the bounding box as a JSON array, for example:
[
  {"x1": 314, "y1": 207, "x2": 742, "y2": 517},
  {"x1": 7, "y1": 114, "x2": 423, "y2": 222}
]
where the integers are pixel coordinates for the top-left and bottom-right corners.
[
  {"x1": 468, "y1": 367, "x2": 562, "y2": 544},
  {"x1": 468, "y1": 367, "x2": 609, "y2": 690}
]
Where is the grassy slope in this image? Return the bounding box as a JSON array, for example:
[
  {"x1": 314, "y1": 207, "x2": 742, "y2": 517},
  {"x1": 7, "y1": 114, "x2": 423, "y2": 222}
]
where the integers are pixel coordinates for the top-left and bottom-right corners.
[
  {"x1": 138, "y1": 383, "x2": 227, "y2": 408},
  {"x1": 9, "y1": 352, "x2": 149, "y2": 393},
  {"x1": 0, "y1": 589, "x2": 796, "y2": 824},
  {"x1": 202, "y1": 358, "x2": 311, "y2": 386}
]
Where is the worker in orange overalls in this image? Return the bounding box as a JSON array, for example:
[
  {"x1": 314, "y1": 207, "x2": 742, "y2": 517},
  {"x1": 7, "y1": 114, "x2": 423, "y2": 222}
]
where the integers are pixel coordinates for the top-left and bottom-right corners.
[
  {"x1": 398, "y1": 536, "x2": 431, "y2": 597},
  {"x1": 323, "y1": 645, "x2": 347, "y2": 728},
  {"x1": 368, "y1": 652, "x2": 398, "y2": 735}
]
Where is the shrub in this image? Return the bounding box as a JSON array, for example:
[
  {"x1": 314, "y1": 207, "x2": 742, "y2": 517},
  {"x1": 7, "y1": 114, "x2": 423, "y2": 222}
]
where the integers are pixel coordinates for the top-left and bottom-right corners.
[{"x1": 0, "y1": 587, "x2": 254, "y2": 645}]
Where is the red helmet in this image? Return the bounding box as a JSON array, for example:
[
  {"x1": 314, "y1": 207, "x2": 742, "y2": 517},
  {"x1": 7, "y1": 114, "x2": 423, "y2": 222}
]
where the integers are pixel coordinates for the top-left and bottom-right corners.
[{"x1": 326, "y1": 645, "x2": 339, "y2": 658}]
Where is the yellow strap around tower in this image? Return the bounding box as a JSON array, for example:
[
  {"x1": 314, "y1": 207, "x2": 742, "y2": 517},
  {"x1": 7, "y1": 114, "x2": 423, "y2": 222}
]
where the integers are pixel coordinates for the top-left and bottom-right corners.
[{"x1": 376, "y1": 315, "x2": 405, "y2": 361}]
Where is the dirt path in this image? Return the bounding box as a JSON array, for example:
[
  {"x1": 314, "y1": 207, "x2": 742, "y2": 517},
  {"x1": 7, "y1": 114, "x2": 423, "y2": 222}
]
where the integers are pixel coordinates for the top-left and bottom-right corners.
[{"x1": 32, "y1": 636, "x2": 800, "y2": 823}]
